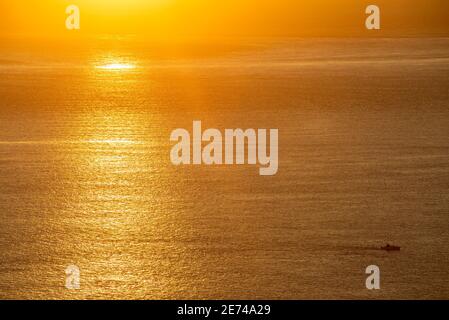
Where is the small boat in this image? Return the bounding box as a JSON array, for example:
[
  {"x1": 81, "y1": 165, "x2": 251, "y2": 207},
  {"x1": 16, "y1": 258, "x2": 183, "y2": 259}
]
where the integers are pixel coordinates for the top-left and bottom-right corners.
[{"x1": 381, "y1": 244, "x2": 401, "y2": 251}]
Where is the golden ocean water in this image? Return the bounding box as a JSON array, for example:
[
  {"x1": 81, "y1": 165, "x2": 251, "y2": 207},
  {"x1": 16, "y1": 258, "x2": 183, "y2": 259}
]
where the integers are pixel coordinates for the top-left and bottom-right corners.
[{"x1": 0, "y1": 37, "x2": 449, "y2": 299}]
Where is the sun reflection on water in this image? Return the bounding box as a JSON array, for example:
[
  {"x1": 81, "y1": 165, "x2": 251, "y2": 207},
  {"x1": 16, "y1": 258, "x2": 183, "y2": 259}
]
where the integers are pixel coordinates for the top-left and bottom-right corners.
[
  {"x1": 95, "y1": 63, "x2": 136, "y2": 71},
  {"x1": 85, "y1": 138, "x2": 139, "y2": 145}
]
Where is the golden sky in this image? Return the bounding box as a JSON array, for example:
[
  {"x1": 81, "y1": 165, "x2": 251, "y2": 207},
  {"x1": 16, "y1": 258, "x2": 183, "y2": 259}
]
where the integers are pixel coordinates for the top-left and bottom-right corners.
[{"x1": 1, "y1": 0, "x2": 448, "y2": 38}]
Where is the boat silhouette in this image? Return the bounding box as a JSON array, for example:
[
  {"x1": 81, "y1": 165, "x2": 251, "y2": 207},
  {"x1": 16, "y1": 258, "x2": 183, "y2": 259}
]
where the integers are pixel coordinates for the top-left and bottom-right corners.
[{"x1": 381, "y1": 244, "x2": 401, "y2": 251}]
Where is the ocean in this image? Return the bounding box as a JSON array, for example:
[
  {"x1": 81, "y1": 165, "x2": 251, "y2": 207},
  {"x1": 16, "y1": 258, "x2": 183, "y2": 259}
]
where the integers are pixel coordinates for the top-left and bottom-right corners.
[{"x1": 0, "y1": 37, "x2": 448, "y2": 299}]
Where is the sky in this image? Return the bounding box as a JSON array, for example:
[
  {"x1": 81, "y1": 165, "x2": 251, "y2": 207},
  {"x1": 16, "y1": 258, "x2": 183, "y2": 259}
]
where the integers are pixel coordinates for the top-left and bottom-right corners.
[{"x1": 1, "y1": 0, "x2": 448, "y2": 38}]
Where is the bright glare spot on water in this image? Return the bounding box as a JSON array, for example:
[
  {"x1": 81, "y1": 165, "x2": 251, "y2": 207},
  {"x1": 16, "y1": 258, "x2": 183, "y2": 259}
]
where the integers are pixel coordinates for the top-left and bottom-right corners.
[{"x1": 95, "y1": 63, "x2": 136, "y2": 70}]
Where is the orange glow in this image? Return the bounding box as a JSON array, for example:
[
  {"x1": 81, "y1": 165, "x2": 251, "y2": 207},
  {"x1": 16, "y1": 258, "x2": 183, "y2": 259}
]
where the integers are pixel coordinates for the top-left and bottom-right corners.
[{"x1": 1, "y1": 0, "x2": 448, "y2": 38}]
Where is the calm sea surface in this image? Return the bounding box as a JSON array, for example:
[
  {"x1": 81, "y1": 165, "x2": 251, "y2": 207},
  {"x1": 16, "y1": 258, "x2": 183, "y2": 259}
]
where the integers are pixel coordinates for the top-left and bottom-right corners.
[{"x1": 0, "y1": 37, "x2": 449, "y2": 299}]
